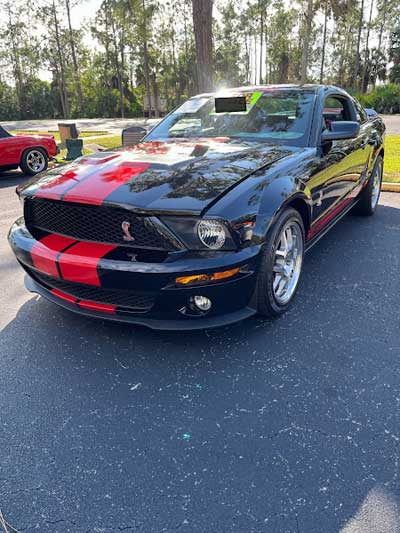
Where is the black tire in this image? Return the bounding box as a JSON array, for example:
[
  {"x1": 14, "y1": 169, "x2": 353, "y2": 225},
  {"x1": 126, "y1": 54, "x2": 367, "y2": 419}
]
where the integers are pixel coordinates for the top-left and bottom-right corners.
[
  {"x1": 352, "y1": 155, "x2": 383, "y2": 216},
  {"x1": 256, "y1": 208, "x2": 305, "y2": 318},
  {"x1": 20, "y1": 147, "x2": 48, "y2": 176}
]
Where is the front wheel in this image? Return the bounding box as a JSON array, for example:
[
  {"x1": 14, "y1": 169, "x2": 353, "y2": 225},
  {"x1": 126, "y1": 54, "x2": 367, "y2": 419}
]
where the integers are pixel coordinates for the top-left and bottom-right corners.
[
  {"x1": 256, "y1": 208, "x2": 305, "y2": 318},
  {"x1": 20, "y1": 148, "x2": 48, "y2": 176}
]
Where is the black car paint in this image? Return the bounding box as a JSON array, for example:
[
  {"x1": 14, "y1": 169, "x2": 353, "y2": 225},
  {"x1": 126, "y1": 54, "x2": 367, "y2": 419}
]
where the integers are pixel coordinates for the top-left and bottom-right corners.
[{"x1": 9, "y1": 85, "x2": 385, "y2": 329}]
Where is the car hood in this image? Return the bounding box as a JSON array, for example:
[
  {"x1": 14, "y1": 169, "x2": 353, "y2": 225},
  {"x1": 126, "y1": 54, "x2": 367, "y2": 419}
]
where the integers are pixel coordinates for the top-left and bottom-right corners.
[{"x1": 20, "y1": 139, "x2": 297, "y2": 215}]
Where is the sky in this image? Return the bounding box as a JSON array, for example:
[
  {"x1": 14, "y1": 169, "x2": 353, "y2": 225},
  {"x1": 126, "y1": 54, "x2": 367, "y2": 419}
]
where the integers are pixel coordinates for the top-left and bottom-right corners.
[{"x1": 70, "y1": 0, "x2": 103, "y2": 29}]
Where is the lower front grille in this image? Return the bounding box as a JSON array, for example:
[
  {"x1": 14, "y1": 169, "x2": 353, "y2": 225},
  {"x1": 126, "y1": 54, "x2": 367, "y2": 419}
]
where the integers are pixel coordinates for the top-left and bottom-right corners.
[{"x1": 29, "y1": 269, "x2": 155, "y2": 312}]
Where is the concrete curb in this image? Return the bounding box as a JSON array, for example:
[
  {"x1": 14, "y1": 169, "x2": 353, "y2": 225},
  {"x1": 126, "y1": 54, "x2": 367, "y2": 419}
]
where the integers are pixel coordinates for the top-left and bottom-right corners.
[{"x1": 382, "y1": 182, "x2": 400, "y2": 193}]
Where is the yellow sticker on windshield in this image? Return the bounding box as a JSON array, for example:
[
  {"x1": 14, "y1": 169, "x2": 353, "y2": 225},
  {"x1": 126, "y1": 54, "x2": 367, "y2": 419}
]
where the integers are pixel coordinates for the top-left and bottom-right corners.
[{"x1": 210, "y1": 91, "x2": 263, "y2": 115}]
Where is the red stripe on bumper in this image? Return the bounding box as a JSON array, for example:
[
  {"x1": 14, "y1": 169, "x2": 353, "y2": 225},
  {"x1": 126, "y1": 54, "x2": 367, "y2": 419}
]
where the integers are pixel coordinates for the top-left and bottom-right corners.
[
  {"x1": 51, "y1": 288, "x2": 77, "y2": 304},
  {"x1": 62, "y1": 162, "x2": 150, "y2": 205},
  {"x1": 78, "y1": 300, "x2": 116, "y2": 314},
  {"x1": 58, "y1": 242, "x2": 117, "y2": 286},
  {"x1": 31, "y1": 234, "x2": 76, "y2": 277},
  {"x1": 51, "y1": 288, "x2": 116, "y2": 314}
]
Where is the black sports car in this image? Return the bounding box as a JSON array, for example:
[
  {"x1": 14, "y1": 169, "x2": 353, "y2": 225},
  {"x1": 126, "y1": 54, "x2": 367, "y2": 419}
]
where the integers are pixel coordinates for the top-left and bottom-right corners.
[{"x1": 8, "y1": 85, "x2": 385, "y2": 329}]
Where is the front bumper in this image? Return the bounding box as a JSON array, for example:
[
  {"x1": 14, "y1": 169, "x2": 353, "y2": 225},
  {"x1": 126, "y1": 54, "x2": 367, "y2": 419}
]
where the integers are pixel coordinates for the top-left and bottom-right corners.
[{"x1": 9, "y1": 218, "x2": 261, "y2": 330}]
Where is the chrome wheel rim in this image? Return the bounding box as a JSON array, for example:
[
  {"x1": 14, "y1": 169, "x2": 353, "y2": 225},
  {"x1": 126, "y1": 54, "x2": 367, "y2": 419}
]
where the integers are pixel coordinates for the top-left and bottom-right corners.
[
  {"x1": 371, "y1": 164, "x2": 382, "y2": 210},
  {"x1": 272, "y1": 221, "x2": 303, "y2": 305},
  {"x1": 26, "y1": 150, "x2": 46, "y2": 173}
]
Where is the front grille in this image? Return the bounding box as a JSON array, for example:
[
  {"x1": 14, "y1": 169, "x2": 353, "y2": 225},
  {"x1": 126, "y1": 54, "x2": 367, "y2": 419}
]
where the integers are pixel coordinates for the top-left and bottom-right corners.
[
  {"x1": 30, "y1": 269, "x2": 155, "y2": 312},
  {"x1": 25, "y1": 198, "x2": 176, "y2": 251}
]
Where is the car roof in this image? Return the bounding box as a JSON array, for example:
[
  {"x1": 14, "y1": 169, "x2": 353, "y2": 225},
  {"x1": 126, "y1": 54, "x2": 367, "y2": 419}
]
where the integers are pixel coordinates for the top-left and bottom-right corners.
[{"x1": 194, "y1": 84, "x2": 350, "y2": 98}]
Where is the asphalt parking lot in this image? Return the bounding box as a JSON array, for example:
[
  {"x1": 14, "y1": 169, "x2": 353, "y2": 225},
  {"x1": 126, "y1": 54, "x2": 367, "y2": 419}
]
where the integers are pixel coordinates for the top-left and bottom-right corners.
[{"x1": 1, "y1": 171, "x2": 400, "y2": 532}]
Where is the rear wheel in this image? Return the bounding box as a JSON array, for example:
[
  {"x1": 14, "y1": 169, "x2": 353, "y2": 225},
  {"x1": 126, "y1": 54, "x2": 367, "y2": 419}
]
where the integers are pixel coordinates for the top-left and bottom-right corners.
[
  {"x1": 353, "y1": 155, "x2": 383, "y2": 216},
  {"x1": 20, "y1": 148, "x2": 48, "y2": 175},
  {"x1": 257, "y1": 208, "x2": 305, "y2": 317}
]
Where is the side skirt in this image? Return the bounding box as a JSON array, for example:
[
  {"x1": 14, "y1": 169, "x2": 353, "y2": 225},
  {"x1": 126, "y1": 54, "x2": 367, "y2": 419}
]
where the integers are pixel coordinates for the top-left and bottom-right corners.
[{"x1": 304, "y1": 197, "x2": 359, "y2": 253}]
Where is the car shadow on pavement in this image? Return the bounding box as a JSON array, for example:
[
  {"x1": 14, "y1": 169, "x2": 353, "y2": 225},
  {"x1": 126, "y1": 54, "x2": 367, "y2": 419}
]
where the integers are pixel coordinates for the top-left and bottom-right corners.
[
  {"x1": 0, "y1": 203, "x2": 400, "y2": 532},
  {"x1": 0, "y1": 170, "x2": 28, "y2": 189}
]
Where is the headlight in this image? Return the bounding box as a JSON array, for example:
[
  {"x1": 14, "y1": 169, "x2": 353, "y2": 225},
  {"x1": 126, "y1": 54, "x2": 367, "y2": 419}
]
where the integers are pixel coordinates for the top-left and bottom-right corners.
[
  {"x1": 197, "y1": 220, "x2": 226, "y2": 249},
  {"x1": 160, "y1": 216, "x2": 237, "y2": 251}
]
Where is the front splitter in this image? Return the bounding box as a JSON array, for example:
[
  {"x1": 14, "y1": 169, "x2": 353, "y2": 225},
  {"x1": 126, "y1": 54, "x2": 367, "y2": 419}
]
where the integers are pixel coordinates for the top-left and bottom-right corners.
[{"x1": 25, "y1": 275, "x2": 256, "y2": 331}]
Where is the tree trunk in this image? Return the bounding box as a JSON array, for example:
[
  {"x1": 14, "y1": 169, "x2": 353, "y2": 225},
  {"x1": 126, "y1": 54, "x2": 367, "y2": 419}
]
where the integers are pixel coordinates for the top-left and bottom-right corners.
[
  {"x1": 354, "y1": 0, "x2": 365, "y2": 89},
  {"x1": 244, "y1": 35, "x2": 250, "y2": 83},
  {"x1": 361, "y1": 0, "x2": 374, "y2": 91},
  {"x1": 278, "y1": 53, "x2": 289, "y2": 83},
  {"x1": 264, "y1": 25, "x2": 269, "y2": 84},
  {"x1": 254, "y1": 32, "x2": 257, "y2": 84},
  {"x1": 65, "y1": 0, "x2": 84, "y2": 115},
  {"x1": 52, "y1": 0, "x2": 70, "y2": 118},
  {"x1": 259, "y1": 7, "x2": 264, "y2": 84},
  {"x1": 6, "y1": 3, "x2": 23, "y2": 117},
  {"x1": 183, "y1": 0, "x2": 191, "y2": 97},
  {"x1": 300, "y1": 0, "x2": 314, "y2": 83},
  {"x1": 191, "y1": 0, "x2": 214, "y2": 92},
  {"x1": 320, "y1": 0, "x2": 329, "y2": 84},
  {"x1": 109, "y1": 15, "x2": 124, "y2": 118},
  {"x1": 151, "y1": 73, "x2": 160, "y2": 118},
  {"x1": 142, "y1": 0, "x2": 152, "y2": 117},
  {"x1": 374, "y1": 0, "x2": 387, "y2": 88},
  {"x1": 377, "y1": 0, "x2": 387, "y2": 50}
]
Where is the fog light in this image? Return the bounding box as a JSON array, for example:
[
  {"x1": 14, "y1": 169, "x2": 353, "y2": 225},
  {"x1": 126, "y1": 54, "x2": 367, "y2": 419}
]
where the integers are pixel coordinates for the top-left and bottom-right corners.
[{"x1": 191, "y1": 295, "x2": 212, "y2": 312}]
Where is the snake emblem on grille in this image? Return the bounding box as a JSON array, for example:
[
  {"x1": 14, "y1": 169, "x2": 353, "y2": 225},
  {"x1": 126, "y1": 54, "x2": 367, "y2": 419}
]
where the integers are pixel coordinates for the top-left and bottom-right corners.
[{"x1": 121, "y1": 221, "x2": 135, "y2": 241}]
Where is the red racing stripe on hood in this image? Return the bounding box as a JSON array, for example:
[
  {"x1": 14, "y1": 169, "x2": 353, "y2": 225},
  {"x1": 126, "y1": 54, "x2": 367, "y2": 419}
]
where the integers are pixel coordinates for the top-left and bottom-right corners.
[
  {"x1": 62, "y1": 162, "x2": 151, "y2": 205},
  {"x1": 34, "y1": 168, "x2": 81, "y2": 201},
  {"x1": 58, "y1": 242, "x2": 117, "y2": 286},
  {"x1": 31, "y1": 234, "x2": 76, "y2": 277}
]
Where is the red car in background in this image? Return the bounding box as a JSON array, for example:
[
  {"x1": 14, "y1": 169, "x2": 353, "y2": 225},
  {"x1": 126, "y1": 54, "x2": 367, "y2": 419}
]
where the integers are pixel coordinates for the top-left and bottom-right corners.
[{"x1": 0, "y1": 126, "x2": 57, "y2": 175}]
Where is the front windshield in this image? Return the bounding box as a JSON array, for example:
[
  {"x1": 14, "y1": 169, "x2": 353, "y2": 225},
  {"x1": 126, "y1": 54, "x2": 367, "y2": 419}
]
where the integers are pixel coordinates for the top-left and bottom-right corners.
[{"x1": 146, "y1": 90, "x2": 315, "y2": 146}]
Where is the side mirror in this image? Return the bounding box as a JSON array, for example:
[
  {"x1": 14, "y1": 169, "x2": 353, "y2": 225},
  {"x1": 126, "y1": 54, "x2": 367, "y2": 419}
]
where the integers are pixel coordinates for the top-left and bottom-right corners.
[{"x1": 321, "y1": 121, "x2": 360, "y2": 142}]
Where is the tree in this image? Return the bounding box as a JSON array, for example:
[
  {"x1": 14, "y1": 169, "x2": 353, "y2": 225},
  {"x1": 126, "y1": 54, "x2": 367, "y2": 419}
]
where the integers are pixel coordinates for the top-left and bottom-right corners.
[
  {"x1": 65, "y1": 0, "x2": 84, "y2": 114},
  {"x1": 40, "y1": 0, "x2": 71, "y2": 118},
  {"x1": 361, "y1": 0, "x2": 375, "y2": 91},
  {"x1": 389, "y1": 26, "x2": 400, "y2": 83},
  {"x1": 215, "y1": 0, "x2": 244, "y2": 86},
  {"x1": 354, "y1": 0, "x2": 365, "y2": 88},
  {"x1": 191, "y1": 0, "x2": 214, "y2": 92},
  {"x1": 1, "y1": 0, "x2": 399, "y2": 121},
  {"x1": 320, "y1": 0, "x2": 329, "y2": 83},
  {"x1": 300, "y1": 0, "x2": 316, "y2": 83}
]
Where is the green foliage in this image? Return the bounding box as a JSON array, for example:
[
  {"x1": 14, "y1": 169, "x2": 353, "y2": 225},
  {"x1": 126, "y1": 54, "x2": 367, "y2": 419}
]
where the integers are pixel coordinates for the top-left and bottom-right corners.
[
  {"x1": 389, "y1": 65, "x2": 400, "y2": 84},
  {"x1": 356, "y1": 84, "x2": 400, "y2": 113},
  {"x1": 0, "y1": 80, "x2": 19, "y2": 120},
  {"x1": 214, "y1": 0, "x2": 245, "y2": 87},
  {"x1": 0, "y1": 0, "x2": 400, "y2": 121},
  {"x1": 20, "y1": 78, "x2": 58, "y2": 119}
]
